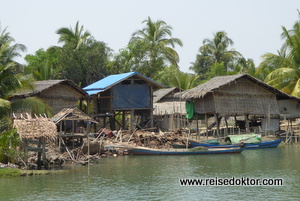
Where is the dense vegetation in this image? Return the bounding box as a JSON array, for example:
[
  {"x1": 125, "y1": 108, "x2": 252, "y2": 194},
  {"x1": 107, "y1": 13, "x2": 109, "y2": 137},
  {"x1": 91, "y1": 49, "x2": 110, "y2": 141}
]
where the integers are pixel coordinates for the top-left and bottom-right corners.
[{"x1": 1, "y1": 12, "x2": 300, "y2": 163}]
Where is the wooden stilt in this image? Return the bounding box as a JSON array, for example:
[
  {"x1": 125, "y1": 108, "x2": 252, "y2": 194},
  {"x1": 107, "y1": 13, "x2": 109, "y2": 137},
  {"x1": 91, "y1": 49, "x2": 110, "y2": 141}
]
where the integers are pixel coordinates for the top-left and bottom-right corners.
[
  {"x1": 42, "y1": 142, "x2": 48, "y2": 170},
  {"x1": 37, "y1": 140, "x2": 42, "y2": 170},
  {"x1": 224, "y1": 116, "x2": 228, "y2": 135},
  {"x1": 205, "y1": 114, "x2": 208, "y2": 139},
  {"x1": 130, "y1": 110, "x2": 134, "y2": 131}
]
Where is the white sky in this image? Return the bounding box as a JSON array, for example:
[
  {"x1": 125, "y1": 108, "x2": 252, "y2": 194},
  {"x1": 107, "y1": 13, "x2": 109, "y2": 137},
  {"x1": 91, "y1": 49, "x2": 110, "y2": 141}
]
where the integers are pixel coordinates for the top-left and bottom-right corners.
[{"x1": 1, "y1": 0, "x2": 299, "y2": 73}]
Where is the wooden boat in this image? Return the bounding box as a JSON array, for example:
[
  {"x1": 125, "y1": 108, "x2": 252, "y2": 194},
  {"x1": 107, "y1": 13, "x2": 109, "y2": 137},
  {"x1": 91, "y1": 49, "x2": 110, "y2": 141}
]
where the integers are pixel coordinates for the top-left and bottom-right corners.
[
  {"x1": 169, "y1": 144, "x2": 191, "y2": 149},
  {"x1": 125, "y1": 146, "x2": 243, "y2": 155},
  {"x1": 190, "y1": 139, "x2": 282, "y2": 149}
]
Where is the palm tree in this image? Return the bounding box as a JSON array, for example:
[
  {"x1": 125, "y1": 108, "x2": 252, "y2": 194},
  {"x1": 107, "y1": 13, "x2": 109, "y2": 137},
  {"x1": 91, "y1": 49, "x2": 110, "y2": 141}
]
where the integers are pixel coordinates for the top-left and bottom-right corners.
[
  {"x1": 0, "y1": 27, "x2": 54, "y2": 163},
  {"x1": 190, "y1": 31, "x2": 242, "y2": 79},
  {"x1": 261, "y1": 12, "x2": 300, "y2": 97},
  {"x1": 56, "y1": 21, "x2": 91, "y2": 50},
  {"x1": 0, "y1": 25, "x2": 26, "y2": 65},
  {"x1": 170, "y1": 71, "x2": 199, "y2": 90},
  {"x1": 130, "y1": 17, "x2": 183, "y2": 70}
]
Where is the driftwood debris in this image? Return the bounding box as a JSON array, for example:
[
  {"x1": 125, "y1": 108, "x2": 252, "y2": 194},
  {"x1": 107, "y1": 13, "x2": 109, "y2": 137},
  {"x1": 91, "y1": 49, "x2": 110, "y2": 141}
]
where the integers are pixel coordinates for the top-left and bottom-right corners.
[{"x1": 102, "y1": 129, "x2": 188, "y2": 149}]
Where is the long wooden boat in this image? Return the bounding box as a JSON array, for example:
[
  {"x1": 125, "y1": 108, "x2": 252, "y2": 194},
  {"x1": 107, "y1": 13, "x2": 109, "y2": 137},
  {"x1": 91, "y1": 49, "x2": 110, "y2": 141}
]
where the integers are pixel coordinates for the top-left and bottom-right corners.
[
  {"x1": 125, "y1": 146, "x2": 243, "y2": 155},
  {"x1": 190, "y1": 139, "x2": 282, "y2": 149}
]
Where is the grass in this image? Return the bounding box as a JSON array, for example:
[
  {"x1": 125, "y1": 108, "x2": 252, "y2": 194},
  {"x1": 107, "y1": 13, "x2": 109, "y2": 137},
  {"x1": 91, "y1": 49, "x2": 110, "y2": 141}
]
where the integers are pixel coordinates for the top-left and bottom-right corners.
[
  {"x1": 0, "y1": 168, "x2": 67, "y2": 177},
  {"x1": 0, "y1": 168, "x2": 22, "y2": 177}
]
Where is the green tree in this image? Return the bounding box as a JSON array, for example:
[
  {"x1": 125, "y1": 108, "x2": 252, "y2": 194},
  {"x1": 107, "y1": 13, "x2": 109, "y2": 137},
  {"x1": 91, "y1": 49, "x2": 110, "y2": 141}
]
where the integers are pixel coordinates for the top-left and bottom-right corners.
[
  {"x1": 24, "y1": 48, "x2": 61, "y2": 80},
  {"x1": 233, "y1": 58, "x2": 256, "y2": 75},
  {"x1": 0, "y1": 61, "x2": 53, "y2": 163},
  {"x1": 58, "y1": 37, "x2": 111, "y2": 86},
  {"x1": 154, "y1": 66, "x2": 199, "y2": 90},
  {"x1": 0, "y1": 24, "x2": 26, "y2": 65},
  {"x1": 169, "y1": 71, "x2": 199, "y2": 90},
  {"x1": 0, "y1": 26, "x2": 53, "y2": 163},
  {"x1": 56, "y1": 21, "x2": 91, "y2": 50},
  {"x1": 190, "y1": 31, "x2": 243, "y2": 80},
  {"x1": 261, "y1": 12, "x2": 300, "y2": 97},
  {"x1": 108, "y1": 40, "x2": 152, "y2": 75},
  {"x1": 128, "y1": 17, "x2": 183, "y2": 77}
]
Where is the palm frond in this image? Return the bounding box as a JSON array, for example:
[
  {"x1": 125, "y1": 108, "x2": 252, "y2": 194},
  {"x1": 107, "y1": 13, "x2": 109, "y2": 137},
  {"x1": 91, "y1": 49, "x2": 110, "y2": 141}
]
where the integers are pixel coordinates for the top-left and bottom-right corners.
[{"x1": 11, "y1": 97, "x2": 53, "y2": 117}]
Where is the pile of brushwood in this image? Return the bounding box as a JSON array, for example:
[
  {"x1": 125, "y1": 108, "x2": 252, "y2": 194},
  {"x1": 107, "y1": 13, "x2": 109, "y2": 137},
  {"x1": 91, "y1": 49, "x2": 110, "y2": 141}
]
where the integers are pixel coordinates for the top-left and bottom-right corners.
[
  {"x1": 20, "y1": 129, "x2": 191, "y2": 168},
  {"x1": 106, "y1": 129, "x2": 190, "y2": 149},
  {"x1": 61, "y1": 129, "x2": 191, "y2": 162}
]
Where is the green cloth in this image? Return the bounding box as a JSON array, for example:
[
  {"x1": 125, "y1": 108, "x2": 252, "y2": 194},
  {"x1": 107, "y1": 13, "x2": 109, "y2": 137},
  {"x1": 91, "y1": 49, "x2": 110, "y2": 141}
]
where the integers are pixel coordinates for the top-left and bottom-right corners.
[
  {"x1": 228, "y1": 134, "x2": 262, "y2": 144},
  {"x1": 185, "y1": 100, "x2": 195, "y2": 119}
]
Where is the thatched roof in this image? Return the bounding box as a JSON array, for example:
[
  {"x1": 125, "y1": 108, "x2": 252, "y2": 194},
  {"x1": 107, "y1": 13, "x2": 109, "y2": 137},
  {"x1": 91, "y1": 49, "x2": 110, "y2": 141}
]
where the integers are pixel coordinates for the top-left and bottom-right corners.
[
  {"x1": 153, "y1": 87, "x2": 181, "y2": 102},
  {"x1": 12, "y1": 80, "x2": 87, "y2": 98},
  {"x1": 51, "y1": 108, "x2": 97, "y2": 124},
  {"x1": 178, "y1": 73, "x2": 298, "y2": 100},
  {"x1": 13, "y1": 115, "x2": 58, "y2": 142}
]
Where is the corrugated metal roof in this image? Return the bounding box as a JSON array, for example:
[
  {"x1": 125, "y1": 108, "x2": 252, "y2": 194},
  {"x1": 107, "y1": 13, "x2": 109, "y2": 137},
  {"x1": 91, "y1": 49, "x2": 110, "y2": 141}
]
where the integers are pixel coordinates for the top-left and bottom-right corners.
[{"x1": 83, "y1": 72, "x2": 165, "y2": 95}]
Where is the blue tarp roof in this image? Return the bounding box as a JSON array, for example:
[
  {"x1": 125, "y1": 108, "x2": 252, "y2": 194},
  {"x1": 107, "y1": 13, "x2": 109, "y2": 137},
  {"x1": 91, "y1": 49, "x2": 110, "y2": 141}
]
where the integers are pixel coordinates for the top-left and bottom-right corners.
[{"x1": 83, "y1": 72, "x2": 165, "y2": 95}]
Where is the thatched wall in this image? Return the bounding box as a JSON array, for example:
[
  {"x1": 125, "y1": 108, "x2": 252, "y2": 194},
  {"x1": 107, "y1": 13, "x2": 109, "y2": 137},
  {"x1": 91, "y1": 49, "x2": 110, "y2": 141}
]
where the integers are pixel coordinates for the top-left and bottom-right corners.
[
  {"x1": 11, "y1": 80, "x2": 87, "y2": 115},
  {"x1": 13, "y1": 116, "x2": 58, "y2": 142},
  {"x1": 194, "y1": 78, "x2": 279, "y2": 116},
  {"x1": 156, "y1": 114, "x2": 186, "y2": 131},
  {"x1": 194, "y1": 93, "x2": 215, "y2": 114},
  {"x1": 39, "y1": 84, "x2": 83, "y2": 114},
  {"x1": 154, "y1": 101, "x2": 186, "y2": 115},
  {"x1": 278, "y1": 99, "x2": 300, "y2": 119}
]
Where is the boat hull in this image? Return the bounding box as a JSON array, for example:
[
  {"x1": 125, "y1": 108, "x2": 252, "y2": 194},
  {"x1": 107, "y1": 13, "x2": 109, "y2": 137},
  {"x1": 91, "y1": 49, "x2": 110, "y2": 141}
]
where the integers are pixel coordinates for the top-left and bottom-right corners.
[
  {"x1": 190, "y1": 139, "x2": 282, "y2": 149},
  {"x1": 127, "y1": 147, "x2": 243, "y2": 155}
]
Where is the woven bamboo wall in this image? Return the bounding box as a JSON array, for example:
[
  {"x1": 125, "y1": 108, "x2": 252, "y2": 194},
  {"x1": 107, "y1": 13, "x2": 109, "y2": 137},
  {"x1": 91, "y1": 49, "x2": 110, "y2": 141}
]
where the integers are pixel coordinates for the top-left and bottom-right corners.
[
  {"x1": 278, "y1": 99, "x2": 300, "y2": 119},
  {"x1": 194, "y1": 78, "x2": 279, "y2": 116},
  {"x1": 194, "y1": 93, "x2": 215, "y2": 114},
  {"x1": 39, "y1": 84, "x2": 83, "y2": 114},
  {"x1": 153, "y1": 101, "x2": 186, "y2": 115}
]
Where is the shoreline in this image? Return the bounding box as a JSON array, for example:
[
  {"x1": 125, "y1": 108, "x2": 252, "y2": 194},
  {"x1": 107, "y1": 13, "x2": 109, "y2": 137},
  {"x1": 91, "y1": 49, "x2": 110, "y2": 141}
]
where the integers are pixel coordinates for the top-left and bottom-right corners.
[{"x1": 0, "y1": 167, "x2": 67, "y2": 177}]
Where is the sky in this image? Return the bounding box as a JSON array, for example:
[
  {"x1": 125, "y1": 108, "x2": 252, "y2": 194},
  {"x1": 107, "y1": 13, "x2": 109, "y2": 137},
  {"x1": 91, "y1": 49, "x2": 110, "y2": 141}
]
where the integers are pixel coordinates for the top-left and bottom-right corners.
[{"x1": 1, "y1": 0, "x2": 299, "y2": 73}]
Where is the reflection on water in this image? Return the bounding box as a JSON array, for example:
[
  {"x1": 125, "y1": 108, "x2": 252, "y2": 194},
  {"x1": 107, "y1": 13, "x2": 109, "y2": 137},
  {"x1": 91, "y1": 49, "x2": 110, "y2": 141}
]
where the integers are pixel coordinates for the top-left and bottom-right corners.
[{"x1": 0, "y1": 144, "x2": 299, "y2": 201}]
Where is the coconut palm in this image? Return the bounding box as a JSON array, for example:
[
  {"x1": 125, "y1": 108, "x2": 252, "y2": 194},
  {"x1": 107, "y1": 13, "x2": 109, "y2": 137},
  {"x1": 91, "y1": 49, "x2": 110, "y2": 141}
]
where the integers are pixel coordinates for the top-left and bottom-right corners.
[
  {"x1": 0, "y1": 62, "x2": 53, "y2": 125},
  {"x1": 170, "y1": 71, "x2": 200, "y2": 90},
  {"x1": 130, "y1": 17, "x2": 183, "y2": 69},
  {"x1": 0, "y1": 25, "x2": 26, "y2": 65},
  {"x1": 0, "y1": 26, "x2": 54, "y2": 163},
  {"x1": 190, "y1": 31, "x2": 242, "y2": 79},
  {"x1": 262, "y1": 13, "x2": 300, "y2": 97},
  {"x1": 56, "y1": 21, "x2": 91, "y2": 50}
]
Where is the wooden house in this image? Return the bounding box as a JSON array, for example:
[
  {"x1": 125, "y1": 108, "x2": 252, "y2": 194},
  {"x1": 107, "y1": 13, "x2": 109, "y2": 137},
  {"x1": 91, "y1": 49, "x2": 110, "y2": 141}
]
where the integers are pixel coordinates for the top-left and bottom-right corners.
[
  {"x1": 153, "y1": 87, "x2": 186, "y2": 131},
  {"x1": 11, "y1": 80, "x2": 87, "y2": 115},
  {"x1": 178, "y1": 73, "x2": 300, "y2": 134},
  {"x1": 83, "y1": 72, "x2": 165, "y2": 130}
]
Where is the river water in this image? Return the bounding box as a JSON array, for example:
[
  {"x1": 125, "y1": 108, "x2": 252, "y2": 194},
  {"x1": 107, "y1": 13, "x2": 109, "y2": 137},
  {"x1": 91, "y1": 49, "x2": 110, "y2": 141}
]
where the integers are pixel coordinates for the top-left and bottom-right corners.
[{"x1": 0, "y1": 144, "x2": 299, "y2": 201}]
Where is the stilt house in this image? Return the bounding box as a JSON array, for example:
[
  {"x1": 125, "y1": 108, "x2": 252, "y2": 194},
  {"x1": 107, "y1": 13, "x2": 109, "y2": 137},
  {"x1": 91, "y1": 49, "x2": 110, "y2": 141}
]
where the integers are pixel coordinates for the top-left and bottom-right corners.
[
  {"x1": 178, "y1": 73, "x2": 300, "y2": 135},
  {"x1": 83, "y1": 72, "x2": 165, "y2": 130},
  {"x1": 11, "y1": 80, "x2": 87, "y2": 115},
  {"x1": 51, "y1": 107, "x2": 97, "y2": 151}
]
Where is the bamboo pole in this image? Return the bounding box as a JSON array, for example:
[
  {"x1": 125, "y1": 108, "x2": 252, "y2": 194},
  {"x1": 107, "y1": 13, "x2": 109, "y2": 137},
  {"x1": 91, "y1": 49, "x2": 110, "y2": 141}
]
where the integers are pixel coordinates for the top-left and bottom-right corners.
[
  {"x1": 186, "y1": 121, "x2": 191, "y2": 149},
  {"x1": 59, "y1": 136, "x2": 75, "y2": 161},
  {"x1": 205, "y1": 114, "x2": 208, "y2": 139}
]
